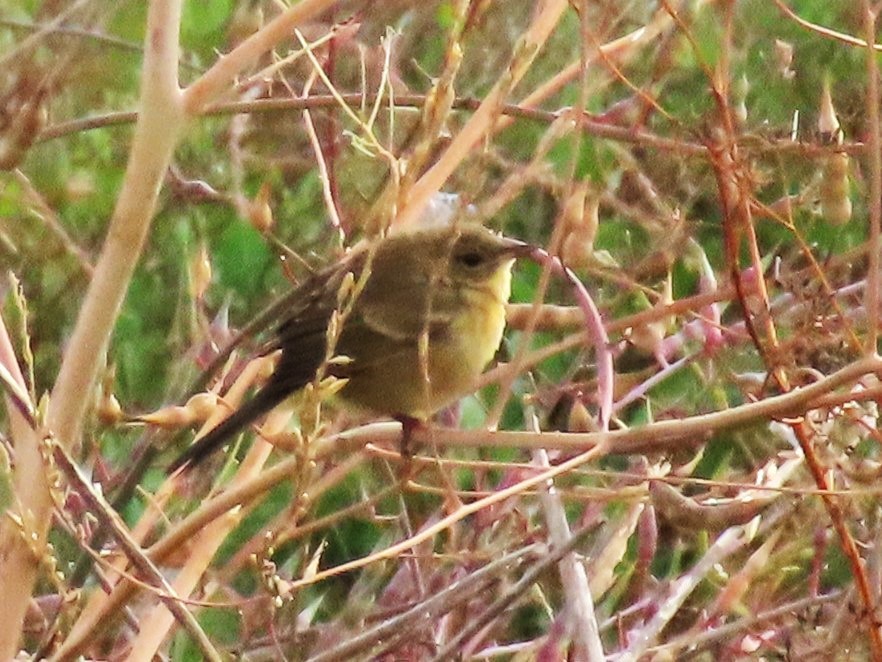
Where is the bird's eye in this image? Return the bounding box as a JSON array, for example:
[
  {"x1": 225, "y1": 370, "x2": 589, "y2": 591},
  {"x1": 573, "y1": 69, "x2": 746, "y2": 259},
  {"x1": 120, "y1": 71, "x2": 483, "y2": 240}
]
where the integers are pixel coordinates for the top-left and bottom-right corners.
[{"x1": 456, "y1": 251, "x2": 484, "y2": 268}]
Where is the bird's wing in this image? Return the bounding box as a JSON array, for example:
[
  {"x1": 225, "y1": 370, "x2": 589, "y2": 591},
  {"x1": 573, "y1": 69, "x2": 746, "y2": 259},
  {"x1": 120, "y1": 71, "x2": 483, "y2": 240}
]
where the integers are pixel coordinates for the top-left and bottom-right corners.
[
  {"x1": 352, "y1": 259, "x2": 456, "y2": 341},
  {"x1": 330, "y1": 305, "x2": 452, "y2": 381},
  {"x1": 268, "y1": 267, "x2": 346, "y2": 394}
]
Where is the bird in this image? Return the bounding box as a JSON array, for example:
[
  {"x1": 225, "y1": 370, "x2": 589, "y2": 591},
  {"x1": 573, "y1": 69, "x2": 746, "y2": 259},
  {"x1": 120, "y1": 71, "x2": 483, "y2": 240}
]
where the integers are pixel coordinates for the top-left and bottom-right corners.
[{"x1": 168, "y1": 223, "x2": 529, "y2": 472}]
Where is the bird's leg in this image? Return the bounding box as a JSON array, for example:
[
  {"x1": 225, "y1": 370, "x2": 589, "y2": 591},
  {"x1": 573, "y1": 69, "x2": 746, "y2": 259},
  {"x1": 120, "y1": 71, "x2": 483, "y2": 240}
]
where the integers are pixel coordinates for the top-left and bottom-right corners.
[
  {"x1": 394, "y1": 414, "x2": 429, "y2": 483},
  {"x1": 395, "y1": 414, "x2": 423, "y2": 460}
]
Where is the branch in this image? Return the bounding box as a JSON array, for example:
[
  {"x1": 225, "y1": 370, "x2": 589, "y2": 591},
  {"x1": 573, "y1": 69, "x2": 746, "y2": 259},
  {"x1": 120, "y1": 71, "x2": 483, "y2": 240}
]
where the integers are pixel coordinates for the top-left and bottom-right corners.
[{"x1": 0, "y1": 1, "x2": 185, "y2": 658}]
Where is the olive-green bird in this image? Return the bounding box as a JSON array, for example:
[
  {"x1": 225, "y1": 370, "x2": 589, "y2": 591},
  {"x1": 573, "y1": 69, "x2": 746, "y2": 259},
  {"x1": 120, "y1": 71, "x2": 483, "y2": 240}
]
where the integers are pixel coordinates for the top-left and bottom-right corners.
[{"x1": 170, "y1": 223, "x2": 528, "y2": 472}]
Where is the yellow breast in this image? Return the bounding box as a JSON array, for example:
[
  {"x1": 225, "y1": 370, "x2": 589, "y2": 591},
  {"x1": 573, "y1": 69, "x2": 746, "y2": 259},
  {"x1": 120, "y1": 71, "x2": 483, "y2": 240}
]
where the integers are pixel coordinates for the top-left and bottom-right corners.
[
  {"x1": 337, "y1": 259, "x2": 513, "y2": 419},
  {"x1": 446, "y1": 261, "x2": 512, "y2": 371},
  {"x1": 424, "y1": 259, "x2": 513, "y2": 413}
]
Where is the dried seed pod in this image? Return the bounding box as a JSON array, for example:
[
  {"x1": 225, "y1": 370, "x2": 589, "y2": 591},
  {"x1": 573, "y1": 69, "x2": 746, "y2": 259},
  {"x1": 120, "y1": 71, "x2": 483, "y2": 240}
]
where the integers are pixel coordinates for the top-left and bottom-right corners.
[
  {"x1": 820, "y1": 151, "x2": 852, "y2": 225},
  {"x1": 96, "y1": 367, "x2": 123, "y2": 425},
  {"x1": 96, "y1": 393, "x2": 123, "y2": 426},
  {"x1": 560, "y1": 182, "x2": 598, "y2": 269},
  {"x1": 567, "y1": 399, "x2": 597, "y2": 433},
  {"x1": 818, "y1": 76, "x2": 840, "y2": 140},
  {"x1": 774, "y1": 39, "x2": 795, "y2": 80},
  {"x1": 817, "y1": 80, "x2": 851, "y2": 225},
  {"x1": 138, "y1": 392, "x2": 220, "y2": 429},
  {"x1": 189, "y1": 243, "x2": 212, "y2": 301},
  {"x1": 247, "y1": 182, "x2": 274, "y2": 232}
]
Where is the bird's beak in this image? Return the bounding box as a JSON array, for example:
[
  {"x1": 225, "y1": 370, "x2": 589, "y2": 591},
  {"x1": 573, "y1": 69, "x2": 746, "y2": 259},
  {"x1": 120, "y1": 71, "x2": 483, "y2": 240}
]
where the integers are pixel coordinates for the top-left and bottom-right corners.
[{"x1": 500, "y1": 237, "x2": 533, "y2": 258}]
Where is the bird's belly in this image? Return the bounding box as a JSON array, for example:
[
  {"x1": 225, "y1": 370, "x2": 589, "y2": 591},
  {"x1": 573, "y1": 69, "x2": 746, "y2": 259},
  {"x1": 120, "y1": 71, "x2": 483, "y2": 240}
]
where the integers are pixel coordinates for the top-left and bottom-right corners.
[{"x1": 338, "y1": 290, "x2": 508, "y2": 418}]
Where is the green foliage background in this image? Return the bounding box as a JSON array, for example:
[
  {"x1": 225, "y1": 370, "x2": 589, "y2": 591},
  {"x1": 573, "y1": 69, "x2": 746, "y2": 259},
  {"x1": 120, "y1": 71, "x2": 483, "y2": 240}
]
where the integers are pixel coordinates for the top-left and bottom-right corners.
[{"x1": 1, "y1": 0, "x2": 879, "y2": 658}]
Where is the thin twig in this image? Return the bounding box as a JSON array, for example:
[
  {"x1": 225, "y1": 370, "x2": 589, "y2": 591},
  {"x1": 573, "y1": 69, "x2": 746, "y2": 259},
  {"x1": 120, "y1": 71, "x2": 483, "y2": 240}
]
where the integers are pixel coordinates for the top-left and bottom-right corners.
[
  {"x1": 308, "y1": 544, "x2": 540, "y2": 662},
  {"x1": 429, "y1": 528, "x2": 594, "y2": 662},
  {"x1": 49, "y1": 441, "x2": 221, "y2": 662}
]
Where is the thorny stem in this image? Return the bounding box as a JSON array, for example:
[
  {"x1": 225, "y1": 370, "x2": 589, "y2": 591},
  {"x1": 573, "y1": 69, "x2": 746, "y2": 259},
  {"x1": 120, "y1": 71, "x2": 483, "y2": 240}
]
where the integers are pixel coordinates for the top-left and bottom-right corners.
[
  {"x1": 863, "y1": 4, "x2": 881, "y2": 355},
  {"x1": 707, "y1": 7, "x2": 882, "y2": 654}
]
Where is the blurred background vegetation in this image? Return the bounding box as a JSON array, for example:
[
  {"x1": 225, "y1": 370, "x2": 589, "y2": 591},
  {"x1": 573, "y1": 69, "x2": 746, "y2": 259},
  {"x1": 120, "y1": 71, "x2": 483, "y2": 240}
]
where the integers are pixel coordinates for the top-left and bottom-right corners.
[{"x1": 1, "y1": 0, "x2": 881, "y2": 659}]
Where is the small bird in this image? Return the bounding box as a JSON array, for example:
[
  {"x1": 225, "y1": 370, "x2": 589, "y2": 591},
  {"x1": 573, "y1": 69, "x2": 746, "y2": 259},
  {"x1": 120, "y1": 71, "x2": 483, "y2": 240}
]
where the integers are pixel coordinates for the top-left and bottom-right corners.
[{"x1": 169, "y1": 223, "x2": 529, "y2": 472}]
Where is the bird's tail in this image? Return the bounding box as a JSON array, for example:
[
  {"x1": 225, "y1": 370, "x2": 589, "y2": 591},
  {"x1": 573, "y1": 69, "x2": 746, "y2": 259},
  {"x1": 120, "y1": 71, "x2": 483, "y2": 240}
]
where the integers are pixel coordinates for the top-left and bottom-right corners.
[{"x1": 167, "y1": 382, "x2": 288, "y2": 474}]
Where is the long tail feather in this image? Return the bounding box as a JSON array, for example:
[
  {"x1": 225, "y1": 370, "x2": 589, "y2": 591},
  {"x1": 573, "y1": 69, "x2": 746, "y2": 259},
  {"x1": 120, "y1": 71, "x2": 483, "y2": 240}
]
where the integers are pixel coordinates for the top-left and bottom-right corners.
[{"x1": 168, "y1": 383, "x2": 288, "y2": 474}]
